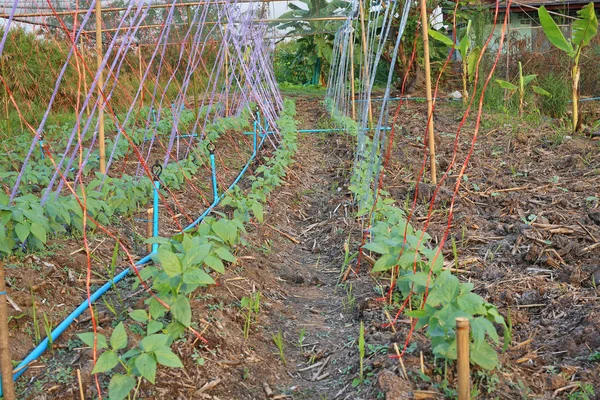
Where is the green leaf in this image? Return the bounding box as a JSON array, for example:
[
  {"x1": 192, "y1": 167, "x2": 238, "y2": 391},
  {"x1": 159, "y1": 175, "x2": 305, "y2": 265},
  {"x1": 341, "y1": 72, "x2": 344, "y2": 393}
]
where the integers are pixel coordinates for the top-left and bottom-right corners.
[
  {"x1": 171, "y1": 295, "x2": 192, "y2": 327},
  {"x1": 212, "y1": 219, "x2": 236, "y2": 244},
  {"x1": 495, "y1": 79, "x2": 518, "y2": 91},
  {"x1": 15, "y1": 222, "x2": 30, "y2": 243},
  {"x1": 149, "y1": 297, "x2": 167, "y2": 320},
  {"x1": 156, "y1": 248, "x2": 182, "y2": 277},
  {"x1": 427, "y1": 272, "x2": 460, "y2": 306},
  {"x1": 538, "y1": 6, "x2": 574, "y2": 56},
  {"x1": 532, "y1": 85, "x2": 552, "y2": 97},
  {"x1": 457, "y1": 20, "x2": 471, "y2": 56},
  {"x1": 204, "y1": 254, "x2": 225, "y2": 273},
  {"x1": 362, "y1": 241, "x2": 389, "y2": 255},
  {"x1": 251, "y1": 202, "x2": 264, "y2": 223},
  {"x1": 457, "y1": 292, "x2": 486, "y2": 315},
  {"x1": 110, "y1": 322, "x2": 128, "y2": 351},
  {"x1": 215, "y1": 246, "x2": 236, "y2": 263},
  {"x1": 470, "y1": 340, "x2": 499, "y2": 370},
  {"x1": 129, "y1": 309, "x2": 149, "y2": 323},
  {"x1": 77, "y1": 332, "x2": 108, "y2": 350},
  {"x1": 401, "y1": 271, "x2": 432, "y2": 287},
  {"x1": 522, "y1": 74, "x2": 537, "y2": 86},
  {"x1": 135, "y1": 353, "x2": 157, "y2": 384},
  {"x1": 183, "y1": 267, "x2": 215, "y2": 285},
  {"x1": 108, "y1": 374, "x2": 136, "y2": 400},
  {"x1": 183, "y1": 243, "x2": 212, "y2": 266},
  {"x1": 471, "y1": 316, "x2": 499, "y2": 345},
  {"x1": 572, "y1": 2, "x2": 598, "y2": 47},
  {"x1": 147, "y1": 320, "x2": 163, "y2": 335},
  {"x1": 29, "y1": 222, "x2": 47, "y2": 244},
  {"x1": 92, "y1": 350, "x2": 119, "y2": 374},
  {"x1": 140, "y1": 334, "x2": 170, "y2": 352},
  {"x1": 466, "y1": 47, "x2": 481, "y2": 79},
  {"x1": 154, "y1": 346, "x2": 184, "y2": 368},
  {"x1": 372, "y1": 254, "x2": 395, "y2": 272},
  {"x1": 429, "y1": 29, "x2": 455, "y2": 47}
]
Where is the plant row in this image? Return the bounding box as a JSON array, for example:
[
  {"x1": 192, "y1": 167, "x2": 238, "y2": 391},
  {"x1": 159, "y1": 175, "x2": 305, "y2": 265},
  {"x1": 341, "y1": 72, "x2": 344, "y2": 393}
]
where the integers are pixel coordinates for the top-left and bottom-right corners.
[
  {"x1": 0, "y1": 107, "x2": 253, "y2": 256},
  {"x1": 326, "y1": 102, "x2": 510, "y2": 371},
  {"x1": 76, "y1": 100, "x2": 299, "y2": 400}
]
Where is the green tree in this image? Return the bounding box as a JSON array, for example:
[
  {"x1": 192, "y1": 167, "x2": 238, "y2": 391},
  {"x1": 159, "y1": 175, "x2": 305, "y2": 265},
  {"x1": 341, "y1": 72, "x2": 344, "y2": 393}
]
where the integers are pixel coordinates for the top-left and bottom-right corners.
[{"x1": 273, "y1": 0, "x2": 351, "y2": 85}]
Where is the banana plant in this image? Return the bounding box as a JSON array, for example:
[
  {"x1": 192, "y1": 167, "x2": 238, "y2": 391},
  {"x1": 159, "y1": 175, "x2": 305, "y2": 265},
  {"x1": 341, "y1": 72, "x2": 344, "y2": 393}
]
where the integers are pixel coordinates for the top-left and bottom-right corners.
[
  {"x1": 429, "y1": 20, "x2": 480, "y2": 105},
  {"x1": 496, "y1": 61, "x2": 551, "y2": 116},
  {"x1": 538, "y1": 3, "x2": 598, "y2": 132}
]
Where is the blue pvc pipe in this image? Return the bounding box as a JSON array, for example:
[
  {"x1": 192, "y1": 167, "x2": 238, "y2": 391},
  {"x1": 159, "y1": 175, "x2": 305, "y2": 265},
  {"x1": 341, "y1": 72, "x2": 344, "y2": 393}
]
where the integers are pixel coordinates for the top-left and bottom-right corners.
[
  {"x1": 353, "y1": 97, "x2": 444, "y2": 102},
  {"x1": 1, "y1": 121, "x2": 269, "y2": 396},
  {"x1": 152, "y1": 181, "x2": 160, "y2": 254},
  {"x1": 210, "y1": 153, "x2": 218, "y2": 203},
  {"x1": 297, "y1": 127, "x2": 391, "y2": 133}
]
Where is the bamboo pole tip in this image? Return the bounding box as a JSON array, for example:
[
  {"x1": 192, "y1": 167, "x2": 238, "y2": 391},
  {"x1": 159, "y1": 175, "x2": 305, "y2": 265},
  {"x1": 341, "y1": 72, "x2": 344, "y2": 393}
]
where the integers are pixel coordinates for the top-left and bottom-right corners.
[
  {"x1": 456, "y1": 317, "x2": 469, "y2": 328},
  {"x1": 147, "y1": 208, "x2": 154, "y2": 215}
]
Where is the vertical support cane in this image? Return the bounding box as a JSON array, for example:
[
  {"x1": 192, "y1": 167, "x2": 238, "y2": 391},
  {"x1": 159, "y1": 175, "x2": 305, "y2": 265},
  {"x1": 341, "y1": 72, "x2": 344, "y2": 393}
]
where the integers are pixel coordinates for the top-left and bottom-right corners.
[
  {"x1": 151, "y1": 162, "x2": 162, "y2": 254},
  {"x1": 456, "y1": 317, "x2": 470, "y2": 400},
  {"x1": 0, "y1": 263, "x2": 16, "y2": 400},
  {"x1": 207, "y1": 143, "x2": 218, "y2": 203}
]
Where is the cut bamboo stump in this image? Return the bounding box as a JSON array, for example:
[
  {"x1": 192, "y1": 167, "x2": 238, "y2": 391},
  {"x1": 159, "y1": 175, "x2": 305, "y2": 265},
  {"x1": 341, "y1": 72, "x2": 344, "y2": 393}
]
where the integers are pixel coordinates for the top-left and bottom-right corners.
[
  {"x1": 0, "y1": 263, "x2": 16, "y2": 400},
  {"x1": 456, "y1": 317, "x2": 470, "y2": 400}
]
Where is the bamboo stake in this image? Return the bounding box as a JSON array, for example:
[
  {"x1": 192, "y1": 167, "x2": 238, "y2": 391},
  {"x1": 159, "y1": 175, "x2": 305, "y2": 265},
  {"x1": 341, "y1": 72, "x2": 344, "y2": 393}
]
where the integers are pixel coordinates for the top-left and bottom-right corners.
[
  {"x1": 138, "y1": 46, "x2": 144, "y2": 111},
  {"x1": 224, "y1": 23, "x2": 229, "y2": 117},
  {"x1": 81, "y1": 41, "x2": 91, "y2": 117},
  {"x1": 146, "y1": 208, "x2": 153, "y2": 254},
  {"x1": 1, "y1": 56, "x2": 10, "y2": 134},
  {"x1": 418, "y1": 0, "x2": 437, "y2": 184},
  {"x1": 456, "y1": 317, "x2": 470, "y2": 400},
  {"x1": 358, "y1": 0, "x2": 373, "y2": 126},
  {"x1": 0, "y1": 263, "x2": 16, "y2": 400},
  {"x1": 349, "y1": 29, "x2": 356, "y2": 121},
  {"x1": 95, "y1": 0, "x2": 106, "y2": 174},
  {"x1": 76, "y1": 369, "x2": 85, "y2": 400},
  {"x1": 186, "y1": 6, "x2": 199, "y2": 121}
]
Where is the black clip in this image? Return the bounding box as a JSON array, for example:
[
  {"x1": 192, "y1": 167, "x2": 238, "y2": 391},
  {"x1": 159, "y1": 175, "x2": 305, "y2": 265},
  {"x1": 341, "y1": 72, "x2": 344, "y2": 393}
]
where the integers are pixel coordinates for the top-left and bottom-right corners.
[
  {"x1": 207, "y1": 142, "x2": 215, "y2": 155},
  {"x1": 151, "y1": 160, "x2": 162, "y2": 181}
]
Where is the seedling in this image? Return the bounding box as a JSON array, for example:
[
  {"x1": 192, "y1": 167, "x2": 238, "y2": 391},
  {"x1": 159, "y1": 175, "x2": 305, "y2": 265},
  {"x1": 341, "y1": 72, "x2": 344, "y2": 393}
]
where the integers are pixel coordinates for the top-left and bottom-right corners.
[
  {"x1": 451, "y1": 237, "x2": 458, "y2": 269},
  {"x1": 342, "y1": 283, "x2": 356, "y2": 312},
  {"x1": 298, "y1": 328, "x2": 307, "y2": 348},
  {"x1": 272, "y1": 331, "x2": 286, "y2": 365},
  {"x1": 240, "y1": 291, "x2": 261, "y2": 339},
  {"x1": 358, "y1": 321, "x2": 365, "y2": 382}
]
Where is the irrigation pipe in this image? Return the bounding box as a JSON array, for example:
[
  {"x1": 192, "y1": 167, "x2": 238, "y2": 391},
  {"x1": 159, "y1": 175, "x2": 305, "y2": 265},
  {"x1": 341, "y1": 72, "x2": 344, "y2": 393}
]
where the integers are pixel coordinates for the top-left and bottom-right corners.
[{"x1": 0, "y1": 115, "x2": 269, "y2": 396}]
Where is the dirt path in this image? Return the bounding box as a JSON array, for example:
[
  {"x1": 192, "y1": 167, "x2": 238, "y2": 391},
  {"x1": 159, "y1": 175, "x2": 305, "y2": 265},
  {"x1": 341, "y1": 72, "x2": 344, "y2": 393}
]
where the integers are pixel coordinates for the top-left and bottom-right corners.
[
  {"x1": 193, "y1": 95, "x2": 387, "y2": 399},
  {"x1": 255, "y1": 97, "x2": 376, "y2": 399}
]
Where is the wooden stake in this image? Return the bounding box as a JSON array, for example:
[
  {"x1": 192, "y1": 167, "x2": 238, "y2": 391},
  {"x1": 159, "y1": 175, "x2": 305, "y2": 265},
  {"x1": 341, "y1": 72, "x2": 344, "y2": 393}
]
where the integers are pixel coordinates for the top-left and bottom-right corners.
[
  {"x1": 138, "y1": 45, "x2": 144, "y2": 110},
  {"x1": 0, "y1": 263, "x2": 16, "y2": 400},
  {"x1": 456, "y1": 317, "x2": 470, "y2": 400},
  {"x1": 95, "y1": 0, "x2": 106, "y2": 174},
  {"x1": 418, "y1": 0, "x2": 437, "y2": 184},
  {"x1": 349, "y1": 29, "x2": 356, "y2": 121},
  {"x1": 76, "y1": 369, "x2": 85, "y2": 400},
  {"x1": 224, "y1": 23, "x2": 229, "y2": 117},
  {"x1": 186, "y1": 6, "x2": 199, "y2": 121},
  {"x1": 1, "y1": 56, "x2": 10, "y2": 134},
  {"x1": 358, "y1": 0, "x2": 373, "y2": 126},
  {"x1": 146, "y1": 208, "x2": 153, "y2": 253}
]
